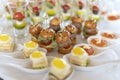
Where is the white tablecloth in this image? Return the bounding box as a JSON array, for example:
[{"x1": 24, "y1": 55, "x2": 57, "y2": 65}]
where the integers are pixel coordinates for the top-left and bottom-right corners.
[{"x1": 0, "y1": 0, "x2": 120, "y2": 80}]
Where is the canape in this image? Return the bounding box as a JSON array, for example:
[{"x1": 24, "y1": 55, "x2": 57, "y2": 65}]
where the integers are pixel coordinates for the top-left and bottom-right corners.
[
  {"x1": 31, "y1": 6, "x2": 42, "y2": 24},
  {"x1": 65, "y1": 24, "x2": 77, "y2": 45},
  {"x1": 107, "y1": 14, "x2": 120, "y2": 21},
  {"x1": 92, "y1": 5, "x2": 99, "y2": 15},
  {"x1": 30, "y1": 51, "x2": 48, "y2": 69},
  {"x1": 76, "y1": 0, "x2": 86, "y2": 16},
  {"x1": 13, "y1": 12, "x2": 27, "y2": 29},
  {"x1": 29, "y1": 23, "x2": 42, "y2": 43},
  {"x1": 38, "y1": 28, "x2": 56, "y2": 52},
  {"x1": 0, "y1": 34, "x2": 14, "y2": 52},
  {"x1": 55, "y1": 30, "x2": 72, "y2": 54},
  {"x1": 104, "y1": 13, "x2": 120, "y2": 32},
  {"x1": 71, "y1": 16, "x2": 84, "y2": 34},
  {"x1": 23, "y1": 41, "x2": 38, "y2": 58},
  {"x1": 61, "y1": 3, "x2": 71, "y2": 21},
  {"x1": 46, "y1": 0, "x2": 57, "y2": 16},
  {"x1": 49, "y1": 17, "x2": 60, "y2": 32},
  {"x1": 87, "y1": 36, "x2": 114, "y2": 50},
  {"x1": 70, "y1": 47, "x2": 89, "y2": 66},
  {"x1": 74, "y1": 43, "x2": 95, "y2": 55},
  {"x1": 49, "y1": 58, "x2": 73, "y2": 80},
  {"x1": 88, "y1": 5, "x2": 100, "y2": 21},
  {"x1": 83, "y1": 20, "x2": 97, "y2": 39},
  {"x1": 90, "y1": 38, "x2": 107, "y2": 47},
  {"x1": 100, "y1": 31, "x2": 118, "y2": 39}
]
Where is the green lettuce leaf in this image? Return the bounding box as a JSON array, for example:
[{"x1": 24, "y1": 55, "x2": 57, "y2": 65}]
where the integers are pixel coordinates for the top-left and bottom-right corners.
[{"x1": 38, "y1": 36, "x2": 46, "y2": 41}]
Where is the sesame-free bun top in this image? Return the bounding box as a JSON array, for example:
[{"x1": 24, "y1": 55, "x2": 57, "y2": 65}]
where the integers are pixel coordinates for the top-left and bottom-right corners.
[
  {"x1": 84, "y1": 20, "x2": 97, "y2": 29},
  {"x1": 71, "y1": 16, "x2": 84, "y2": 23},
  {"x1": 65, "y1": 24, "x2": 77, "y2": 34},
  {"x1": 29, "y1": 24, "x2": 42, "y2": 36},
  {"x1": 50, "y1": 17, "x2": 60, "y2": 25}
]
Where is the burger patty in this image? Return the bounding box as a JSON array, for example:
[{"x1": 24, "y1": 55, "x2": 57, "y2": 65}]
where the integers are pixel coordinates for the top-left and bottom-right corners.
[
  {"x1": 72, "y1": 22, "x2": 82, "y2": 29},
  {"x1": 50, "y1": 24, "x2": 60, "y2": 32},
  {"x1": 70, "y1": 33, "x2": 76, "y2": 40},
  {"x1": 58, "y1": 39, "x2": 71, "y2": 48},
  {"x1": 40, "y1": 39, "x2": 52, "y2": 46},
  {"x1": 83, "y1": 28, "x2": 97, "y2": 35}
]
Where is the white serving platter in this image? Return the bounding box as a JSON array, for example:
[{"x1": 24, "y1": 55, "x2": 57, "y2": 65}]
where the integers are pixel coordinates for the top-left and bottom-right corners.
[{"x1": 63, "y1": 49, "x2": 119, "y2": 71}]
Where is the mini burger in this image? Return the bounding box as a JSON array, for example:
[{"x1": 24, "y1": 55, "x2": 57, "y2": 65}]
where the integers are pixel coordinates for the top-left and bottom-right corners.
[
  {"x1": 71, "y1": 16, "x2": 84, "y2": 34},
  {"x1": 38, "y1": 28, "x2": 56, "y2": 52},
  {"x1": 55, "y1": 30, "x2": 72, "y2": 54},
  {"x1": 65, "y1": 24, "x2": 77, "y2": 45},
  {"x1": 83, "y1": 20, "x2": 97, "y2": 39},
  {"x1": 29, "y1": 24, "x2": 42, "y2": 43},
  {"x1": 49, "y1": 17, "x2": 60, "y2": 32}
]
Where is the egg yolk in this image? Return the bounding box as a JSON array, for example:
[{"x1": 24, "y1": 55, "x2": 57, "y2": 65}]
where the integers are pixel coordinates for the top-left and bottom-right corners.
[
  {"x1": 72, "y1": 47, "x2": 84, "y2": 56},
  {"x1": 25, "y1": 41, "x2": 37, "y2": 48},
  {"x1": 0, "y1": 34, "x2": 10, "y2": 41},
  {"x1": 31, "y1": 51, "x2": 43, "y2": 58},
  {"x1": 52, "y1": 58, "x2": 66, "y2": 69}
]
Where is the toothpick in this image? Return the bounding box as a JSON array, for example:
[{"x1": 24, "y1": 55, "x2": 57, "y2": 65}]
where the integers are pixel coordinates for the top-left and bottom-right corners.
[
  {"x1": 70, "y1": 0, "x2": 73, "y2": 16},
  {"x1": 59, "y1": 13, "x2": 64, "y2": 30},
  {"x1": 45, "y1": 15, "x2": 49, "y2": 28},
  {"x1": 97, "y1": 37, "x2": 101, "y2": 44}
]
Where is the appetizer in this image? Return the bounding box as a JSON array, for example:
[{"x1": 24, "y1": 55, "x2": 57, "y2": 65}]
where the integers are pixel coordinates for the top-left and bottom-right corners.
[
  {"x1": 78, "y1": 0, "x2": 84, "y2": 9},
  {"x1": 83, "y1": 20, "x2": 97, "y2": 39},
  {"x1": 62, "y1": 3, "x2": 71, "y2": 13},
  {"x1": 32, "y1": 6, "x2": 40, "y2": 16},
  {"x1": 76, "y1": 0, "x2": 86, "y2": 16},
  {"x1": 62, "y1": 3, "x2": 71, "y2": 21},
  {"x1": 30, "y1": 51, "x2": 48, "y2": 69},
  {"x1": 71, "y1": 16, "x2": 84, "y2": 34},
  {"x1": 0, "y1": 34, "x2": 14, "y2": 52},
  {"x1": 101, "y1": 32, "x2": 117, "y2": 39},
  {"x1": 29, "y1": 23, "x2": 42, "y2": 43},
  {"x1": 92, "y1": 5, "x2": 99, "y2": 14},
  {"x1": 90, "y1": 38, "x2": 108, "y2": 47},
  {"x1": 78, "y1": 44, "x2": 94, "y2": 55},
  {"x1": 38, "y1": 28, "x2": 56, "y2": 52},
  {"x1": 88, "y1": 14, "x2": 100, "y2": 22},
  {"x1": 55, "y1": 30, "x2": 72, "y2": 54},
  {"x1": 23, "y1": 41, "x2": 38, "y2": 58},
  {"x1": 31, "y1": 6, "x2": 42, "y2": 24},
  {"x1": 49, "y1": 58, "x2": 73, "y2": 80},
  {"x1": 49, "y1": 17, "x2": 60, "y2": 32},
  {"x1": 107, "y1": 15, "x2": 120, "y2": 21},
  {"x1": 5, "y1": 3, "x2": 16, "y2": 20},
  {"x1": 65, "y1": 24, "x2": 77, "y2": 45},
  {"x1": 13, "y1": 12, "x2": 27, "y2": 29},
  {"x1": 46, "y1": 0, "x2": 56, "y2": 16},
  {"x1": 70, "y1": 47, "x2": 89, "y2": 66},
  {"x1": 5, "y1": 6, "x2": 11, "y2": 20},
  {"x1": 88, "y1": 5, "x2": 100, "y2": 21},
  {"x1": 46, "y1": 0, "x2": 55, "y2": 8}
]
